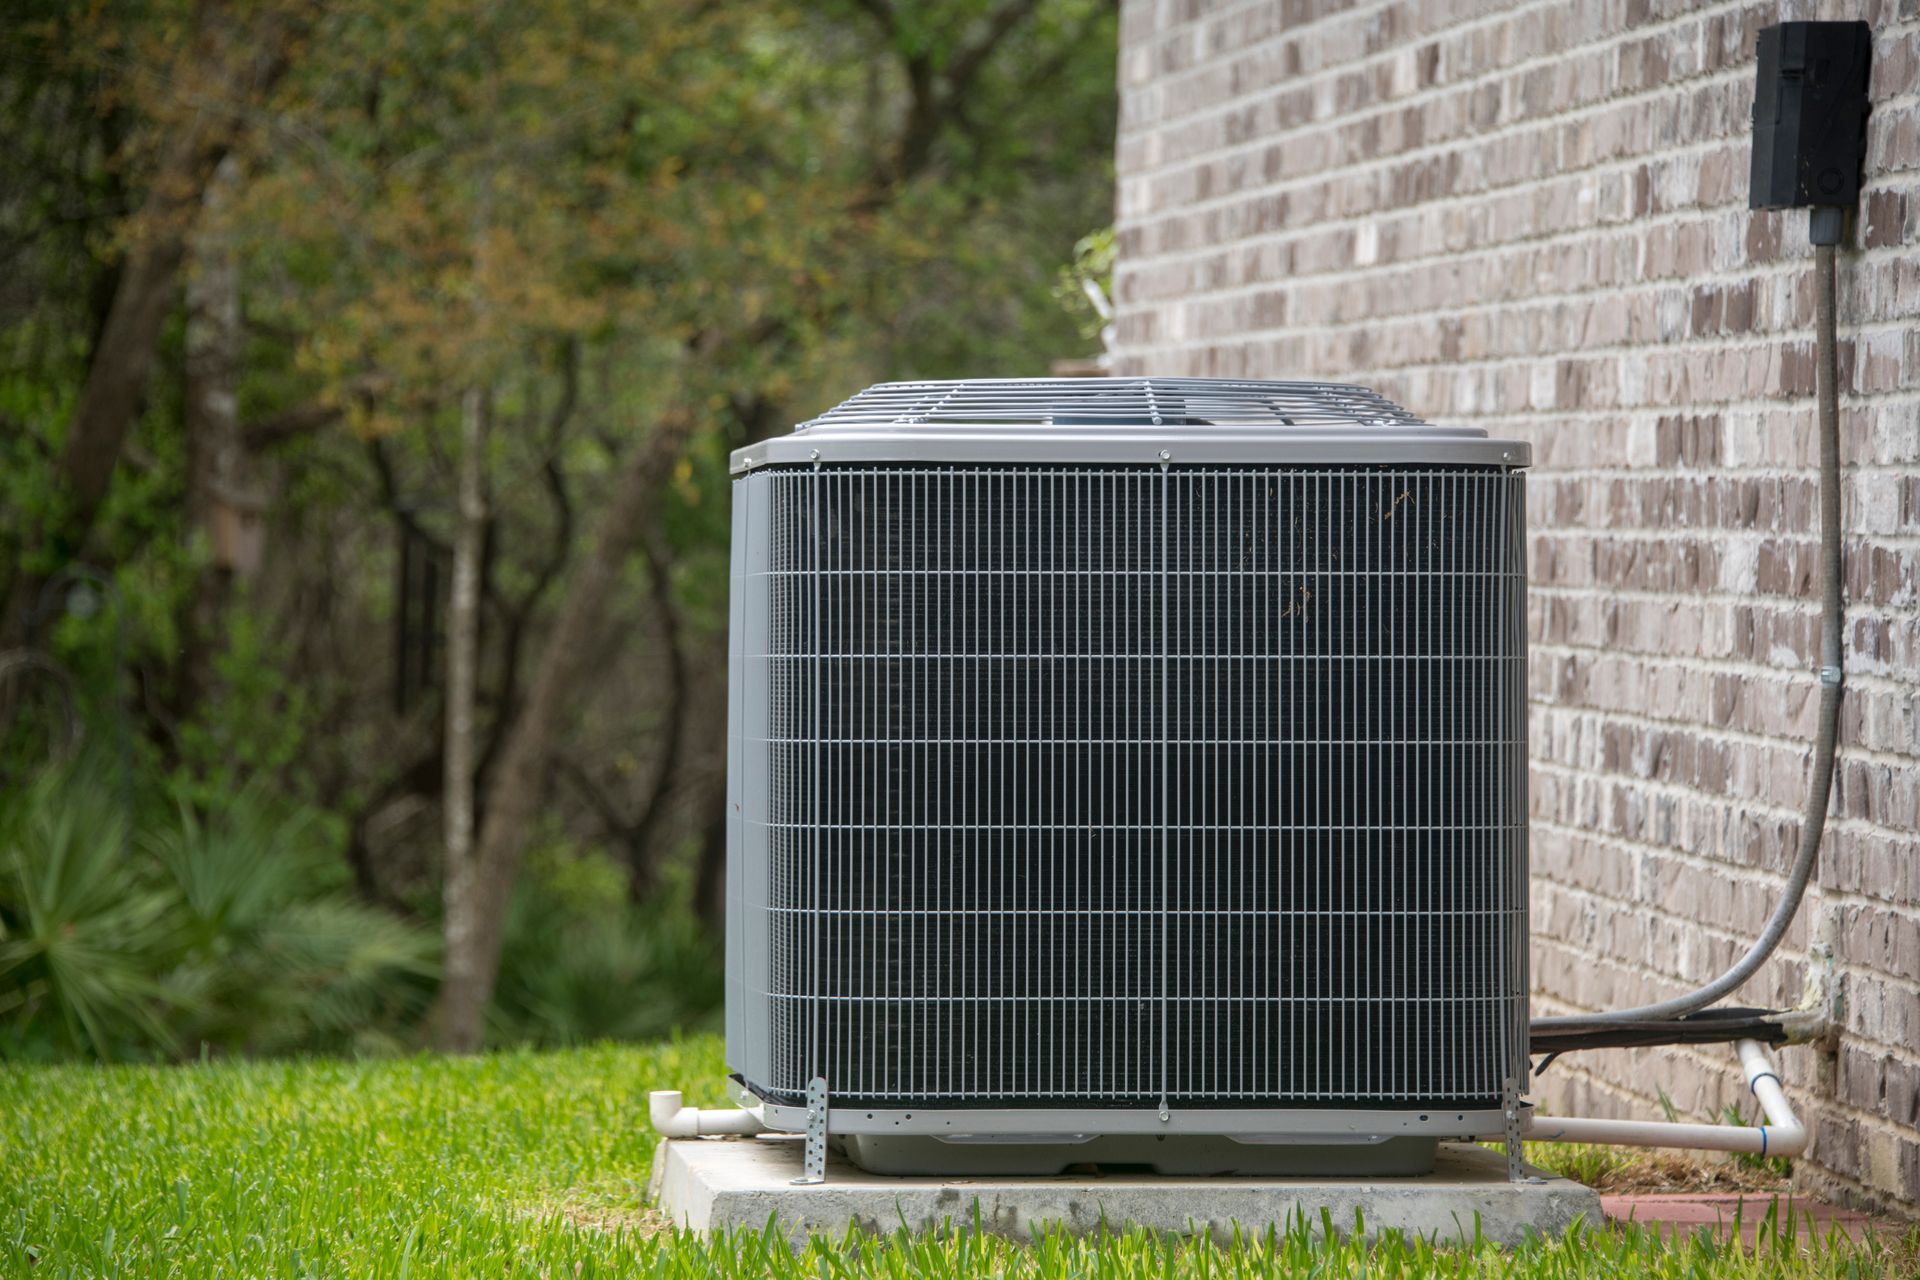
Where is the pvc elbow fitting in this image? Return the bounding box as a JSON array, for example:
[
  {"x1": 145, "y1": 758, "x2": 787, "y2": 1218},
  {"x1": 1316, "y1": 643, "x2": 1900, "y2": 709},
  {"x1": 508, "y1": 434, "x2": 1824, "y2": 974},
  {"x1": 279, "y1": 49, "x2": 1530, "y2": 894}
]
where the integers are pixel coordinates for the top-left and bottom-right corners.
[
  {"x1": 1737, "y1": 1038, "x2": 1808, "y2": 1159},
  {"x1": 649, "y1": 1090, "x2": 767, "y2": 1138}
]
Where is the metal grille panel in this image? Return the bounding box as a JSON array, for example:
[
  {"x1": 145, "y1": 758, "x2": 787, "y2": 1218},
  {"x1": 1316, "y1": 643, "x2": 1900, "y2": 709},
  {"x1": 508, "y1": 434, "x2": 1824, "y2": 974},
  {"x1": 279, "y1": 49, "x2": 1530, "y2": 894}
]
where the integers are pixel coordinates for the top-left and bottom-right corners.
[
  {"x1": 800, "y1": 378, "x2": 1425, "y2": 428},
  {"x1": 730, "y1": 464, "x2": 1528, "y2": 1111}
]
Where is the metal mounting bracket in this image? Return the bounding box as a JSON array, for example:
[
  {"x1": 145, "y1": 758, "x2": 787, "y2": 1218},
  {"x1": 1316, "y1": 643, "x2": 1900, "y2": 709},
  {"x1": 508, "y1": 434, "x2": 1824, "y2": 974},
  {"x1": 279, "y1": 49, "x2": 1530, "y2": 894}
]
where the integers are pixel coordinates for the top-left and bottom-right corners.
[
  {"x1": 1502, "y1": 1076, "x2": 1536, "y2": 1184},
  {"x1": 791, "y1": 1076, "x2": 828, "y2": 1185}
]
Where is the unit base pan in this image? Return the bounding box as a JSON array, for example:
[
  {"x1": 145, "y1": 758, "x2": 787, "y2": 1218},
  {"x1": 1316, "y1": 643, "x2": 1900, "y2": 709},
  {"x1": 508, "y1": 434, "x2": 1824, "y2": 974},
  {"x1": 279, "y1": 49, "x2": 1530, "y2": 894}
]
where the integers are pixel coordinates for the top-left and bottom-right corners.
[
  {"x1": 839, "y1": 1133, "x2": 1436, "y2": 1176},
  {"x1": 754, "y1": 1095, "x2": 1517, "y2": 1144}
]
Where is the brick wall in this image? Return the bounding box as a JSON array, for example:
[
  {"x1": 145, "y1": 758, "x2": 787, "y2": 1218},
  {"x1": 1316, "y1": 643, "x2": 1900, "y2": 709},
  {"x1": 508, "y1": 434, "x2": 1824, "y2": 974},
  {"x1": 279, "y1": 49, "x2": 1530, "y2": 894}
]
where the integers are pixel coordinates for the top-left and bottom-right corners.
[{"x1": 1113, "y1": 0, "x2": 1919, "y2": 1212}]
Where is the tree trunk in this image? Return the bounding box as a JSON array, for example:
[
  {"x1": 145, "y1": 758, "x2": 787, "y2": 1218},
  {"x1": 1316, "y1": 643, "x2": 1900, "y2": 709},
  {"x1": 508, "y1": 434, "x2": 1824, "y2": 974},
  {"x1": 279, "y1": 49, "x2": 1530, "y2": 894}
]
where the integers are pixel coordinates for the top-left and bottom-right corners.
[
  {"x1": 429, "y1": 412, "x2": 696, "y2": 1052},
  {"x1": 435, "y1": 386, "x2": 490, "y2": 1050},
  {"x1": 178, "y1": 155, "x2": 248, "y2": 719},
  {"x1": 0, "y1": 13, "x2": 304, "y2": 649}
]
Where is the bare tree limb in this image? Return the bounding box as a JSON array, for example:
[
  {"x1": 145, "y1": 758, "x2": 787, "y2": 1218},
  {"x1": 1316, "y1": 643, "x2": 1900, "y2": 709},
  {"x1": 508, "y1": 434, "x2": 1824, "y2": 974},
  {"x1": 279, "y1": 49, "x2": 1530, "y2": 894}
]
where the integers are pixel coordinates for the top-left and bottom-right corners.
[
  {"x1": 476, "y1": 339, "x2": 579, "y2": 796},
  {"x1": 345, "y1": 751, "x2": 442, "y2": 908},
  {"x1": 553, "y1": 755, "x2": 636, "y2": 848},
  {"x1": 241, "y1": 401, "x2": 345, "y2": 450},
  {"x1": 367, "y1": 437, "x2": 451, "y2": 558},
  {"x1": 429, "y1": 404, "x2": 701, "y2": 1051},
  {"x1": 620, "y1": 525, "x2": 690, "y2": 901}
]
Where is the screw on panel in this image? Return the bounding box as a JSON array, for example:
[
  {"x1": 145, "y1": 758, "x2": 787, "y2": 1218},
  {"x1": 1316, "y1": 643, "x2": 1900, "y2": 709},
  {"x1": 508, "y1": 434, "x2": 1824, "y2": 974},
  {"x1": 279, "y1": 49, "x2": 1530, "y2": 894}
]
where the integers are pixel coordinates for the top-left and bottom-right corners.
[{"x1": 791, "y1": 1076, "x2": 828, "y2": 1185}]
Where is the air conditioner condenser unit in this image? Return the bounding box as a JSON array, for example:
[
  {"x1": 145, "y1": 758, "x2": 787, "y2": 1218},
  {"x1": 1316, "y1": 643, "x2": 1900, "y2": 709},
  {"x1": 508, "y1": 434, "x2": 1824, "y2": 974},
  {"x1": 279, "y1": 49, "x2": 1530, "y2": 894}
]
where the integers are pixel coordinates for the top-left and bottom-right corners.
[{"x1": 723, "y1": 378, "x2": 1531, "y2": 1176}]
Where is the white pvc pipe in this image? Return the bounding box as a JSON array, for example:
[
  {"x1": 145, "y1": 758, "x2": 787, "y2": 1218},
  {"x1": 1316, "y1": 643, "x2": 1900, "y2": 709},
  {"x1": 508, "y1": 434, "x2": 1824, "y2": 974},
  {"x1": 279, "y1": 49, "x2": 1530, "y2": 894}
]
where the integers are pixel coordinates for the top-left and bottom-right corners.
[
  {"x1": 1509, "y1": 1040, "x2": 1806, "y2": 1158},
  {"x1": 648, "y1": 1090, "x2": 767, "y2": 1138},
  {"x1": 1739, "y1": 1038, "x2": 1809, "y2": 1158}
]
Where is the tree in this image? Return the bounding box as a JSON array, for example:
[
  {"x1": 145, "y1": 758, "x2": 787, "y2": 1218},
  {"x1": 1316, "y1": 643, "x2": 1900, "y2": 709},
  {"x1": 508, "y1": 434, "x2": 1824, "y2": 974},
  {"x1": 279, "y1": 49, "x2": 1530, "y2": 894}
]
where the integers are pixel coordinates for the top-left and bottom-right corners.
[
  {"x1": 2, "y1": 0, "x2": 1118, "y2": 1055},
  {"x1": 428, "y1": 0, "x2": 1121, "y2": 1050},
  {"x1": 0, "y1": 1, "x2": 317, "y2": 650},
  {"x1": 232, "y1": 0, "x2": 856, "y2": 1048}
]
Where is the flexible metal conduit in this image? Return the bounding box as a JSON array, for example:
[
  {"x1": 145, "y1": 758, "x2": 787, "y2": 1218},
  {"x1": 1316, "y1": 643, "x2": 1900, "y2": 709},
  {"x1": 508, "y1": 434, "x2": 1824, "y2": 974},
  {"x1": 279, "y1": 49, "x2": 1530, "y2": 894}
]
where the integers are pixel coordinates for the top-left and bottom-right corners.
[
  {"x1": 1534, "y1": 237, "x2": 1845, "y2": 1032},
  {"x1": 1492, "y1": 1040, "x2": 1807, "y2": 1157}
]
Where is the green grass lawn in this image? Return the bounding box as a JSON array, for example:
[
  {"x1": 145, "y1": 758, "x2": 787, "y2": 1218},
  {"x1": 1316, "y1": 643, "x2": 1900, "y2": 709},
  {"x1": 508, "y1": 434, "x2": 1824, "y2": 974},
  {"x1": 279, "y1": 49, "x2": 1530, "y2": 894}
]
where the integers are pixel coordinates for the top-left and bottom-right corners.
[{"x1": 2, "y1": 1037, "x2": 1911, "y2": 1278}]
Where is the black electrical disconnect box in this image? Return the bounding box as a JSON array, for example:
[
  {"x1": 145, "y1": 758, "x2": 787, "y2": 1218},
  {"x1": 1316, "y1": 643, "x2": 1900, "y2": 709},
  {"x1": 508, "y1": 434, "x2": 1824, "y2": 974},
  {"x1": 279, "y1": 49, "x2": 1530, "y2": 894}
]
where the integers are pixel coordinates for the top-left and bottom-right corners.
[{"x1": 1750, "y1": 21, "x2": 1872, "y2": 210}]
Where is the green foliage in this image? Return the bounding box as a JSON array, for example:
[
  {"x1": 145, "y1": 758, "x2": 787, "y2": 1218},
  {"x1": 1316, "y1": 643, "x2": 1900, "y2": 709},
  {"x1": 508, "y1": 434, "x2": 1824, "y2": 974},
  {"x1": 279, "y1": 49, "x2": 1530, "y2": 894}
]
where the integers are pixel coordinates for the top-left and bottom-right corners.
[
  {"x1": 1, "y1": 1040, "x2": 1910, "y2": 1278},
  {"x1": 1721, "y1": 1103, "x2": 1796, "y2": 1179},
  {"x1": 1053, "y1": 226, "x2": 1115, "y2": 346},
  {"x1": 168, "y1": 607, "x2": 321, "y2": 805},
  {"x1": 1494, "y1": 1131, "x2": 1793, "y2": 1197},
  {"x1": 0, "y1": 358, "x2": 78, "y2": 578},
  {"x1": 490, "y1": 849, "x2": 722, "y2": 1047},
  {"x1": 0, "y1": 765, "x2": 720, "y2": 1059},
  {"x1": 2, "y1": 0, "x2": 1119, "y2": 1063},
  {"x1": 145, "y1": 788, "x2": 438, "y2": 1054},
  {"x1": 0, "y1": 771, "x2": 174, "y2": 1058},
  {"x1": 1520, "y1": 1139, "x2": 1640, "y2": 1190},
  {"x1": 0, "y1": 766, "x2": 436, "y2": 1060}
]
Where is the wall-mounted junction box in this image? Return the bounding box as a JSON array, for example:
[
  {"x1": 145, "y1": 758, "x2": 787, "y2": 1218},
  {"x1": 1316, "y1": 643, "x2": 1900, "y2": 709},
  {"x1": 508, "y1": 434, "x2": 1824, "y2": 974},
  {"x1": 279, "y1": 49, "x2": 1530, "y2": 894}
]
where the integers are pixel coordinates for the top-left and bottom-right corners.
[{"x1": 1750, "y1": 21, "x2": 1872, "y2": 210}]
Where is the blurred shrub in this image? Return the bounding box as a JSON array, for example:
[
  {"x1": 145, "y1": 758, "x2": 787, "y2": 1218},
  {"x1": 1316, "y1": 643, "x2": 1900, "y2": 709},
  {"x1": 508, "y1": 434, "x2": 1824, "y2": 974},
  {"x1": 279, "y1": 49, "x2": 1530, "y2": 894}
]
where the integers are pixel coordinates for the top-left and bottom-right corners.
[
  {"x1": 0, "y1": 764, "x2": 436, "y2": 1060},
  {"x1": 2, "y1": 763, "x2": 723, "y2": 1059},
  {"x1": 146, "y1": 789, "x2": 438, "y2": 1055},
  {"x1": 167, "y1": 609, "x2": 320, "y2": 811},
  {"x1": 489, "y1": 846, "x2": 722, "y2": 1047},
  {"x1": 0, "y1": 770, "x2": 175, "y2": 1057}
]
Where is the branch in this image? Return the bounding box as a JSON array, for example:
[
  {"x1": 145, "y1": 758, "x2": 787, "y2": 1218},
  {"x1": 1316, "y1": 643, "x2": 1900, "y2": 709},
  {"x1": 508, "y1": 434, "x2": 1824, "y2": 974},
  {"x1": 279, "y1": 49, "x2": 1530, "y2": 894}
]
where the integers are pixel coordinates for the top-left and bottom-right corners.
[
  {"x1": 861, "y1": 0, "x2": 1042, "y2": 187},
  {"x1": 241, "y1": 401, "x2": 343, "y2": 450},
  {"x1": 533, "y1": 526, "x2": 688, "y2": 906},
  {"x1": 476, "y1": 341, "x2": 579, "y2": 793},
  {"x1": 847, "y1": 0, "x2": 897, "y2": 29},
  {"x1": 943, "y1": 0, "x2": 1042, "y2": 100},
  {"x1": 242, "y1": 374, "x2": 385, "y2": 450},
  {"x1": 621, "y1": 526, "x2": 690, "y2": 900},
  {"x1": 344, "y1": 750, "x2": 443, "y2": 910},
  {"x1": 543, "y1": 336, "x2": 582, "y2": 454},
  {"x1": 725, "y1": 390, "x2": 783, "y2": 448},
  {"x1": 367, "y1": 437, "x2": 450, "y2": 558},
  {"x1": 429, "y1": 402, "x2": 702, "y2": 1048},
  {"x1": 533, "y1": 460, "x2": 576, "y2": 607},
  {"x1": 553, "y1": 754, "x2": 642, "y2": 860},
  {"x1": 894, "y1": 59, "x2": 943, "y2": 186}
]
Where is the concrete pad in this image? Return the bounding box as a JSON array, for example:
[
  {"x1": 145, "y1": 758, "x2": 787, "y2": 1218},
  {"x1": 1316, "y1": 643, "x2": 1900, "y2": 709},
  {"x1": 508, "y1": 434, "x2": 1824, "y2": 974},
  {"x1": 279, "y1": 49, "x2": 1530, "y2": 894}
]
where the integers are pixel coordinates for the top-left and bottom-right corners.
[{"x1": 650, "y1": 1135, "x2": 1601, "y2": 1246}]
